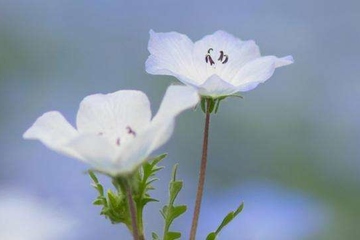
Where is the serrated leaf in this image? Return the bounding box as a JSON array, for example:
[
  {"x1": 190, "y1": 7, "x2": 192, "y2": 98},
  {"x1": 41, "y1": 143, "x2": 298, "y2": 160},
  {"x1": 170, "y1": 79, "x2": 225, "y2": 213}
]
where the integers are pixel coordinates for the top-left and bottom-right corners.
[
  {"x1": 169, "y1": 181, "x2": 183, "y2": 204},
  {"x1": 107, "y1": 190, "x2": 118, "y2": 208},
  {"x1": 161, "y1": 164, "x2": 187, "y2": 240},
  {"x1": 206, "y1": 202, "x2": 244, "y2": 240},
  {"x1": 166, "y1": 205, "x2": 187, "y2": 225},
  {"x1": 216, "y1": 202, "x2": 244, "y2": 233}
]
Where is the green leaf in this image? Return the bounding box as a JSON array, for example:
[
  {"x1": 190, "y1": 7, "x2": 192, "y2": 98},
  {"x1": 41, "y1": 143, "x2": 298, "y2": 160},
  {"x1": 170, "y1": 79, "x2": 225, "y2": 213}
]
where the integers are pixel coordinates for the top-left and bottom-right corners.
[
  {"x1": 107, "y1": 190, "x2": 118, "y2": 209},
  {"x1": 92, "y1": 198, "x2": 105, "y2": 206},
  {"x1": 88, "y1": 155, "x2": 166, "y2": 233},
  {"x1": 89, "y1": 171, "x2": 130, "y2": 226},
  {"x1": 152, "y1": 232, "x2": 160, "y2": 240},
  {"x1": 166, "y1": 231, "x2": 181, "y2": 240},
  {"x1": 169, "y1": 181, "x2": 182, "y2": 205},
  {"x1": 161, "y1": 164, "x2": 187, "y2": 240},
  {"x1": 206, "y1": 232, "x2": 217, "y2": 240},
  {"x1": 89, "y1": 171, "x2": 99, "y2": 183},
  {"x1": 206, "y1": 202, "x2": 244, "y2": 240}
]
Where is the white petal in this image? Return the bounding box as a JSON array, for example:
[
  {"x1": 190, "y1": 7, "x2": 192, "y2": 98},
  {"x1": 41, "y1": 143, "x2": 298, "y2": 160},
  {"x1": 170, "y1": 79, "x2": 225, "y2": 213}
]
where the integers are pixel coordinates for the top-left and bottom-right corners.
[
  {"x1": 76, "y1": 90, "x2": 151, "y2": 145},
  {"x1": 193, "y1": 30, "x2": 260, "y2": 83},
  {"x1": 153, "y1": 85, "x2": 199, "y2": 123},
  {"x1": 23, "y1": 111, "x2": 82, "y2": 160},
  {"x1": 146, "y1": 30, "x2": 199, "y2": 85},
  {"x1": 234, "y1": 55, "x2": 294, "y2": 92},
  {"x1": 66, "y1": 134, "x2": 120, "y2": 175},
  {"x1": 109, "y1": 86, "x2": 198, "y2": 175},
  {"x1": 112, "y1": 126, "x2": 163, "y2": 174},
  {"x1": 149, "y1": 85, "x2": 199, "y2": 151},
  {"x1": 197, "y1": 74, "x2": 238, "y2": 97},
  {"x1": 221, "y1": 40, "x2": 261, "y2": 82}
]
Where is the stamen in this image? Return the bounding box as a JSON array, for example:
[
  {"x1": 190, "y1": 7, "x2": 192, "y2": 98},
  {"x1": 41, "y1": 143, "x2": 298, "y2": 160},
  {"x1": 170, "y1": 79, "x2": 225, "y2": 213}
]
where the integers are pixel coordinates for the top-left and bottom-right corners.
[
  {"x1": 205, "y1": 55, "x2": 215, "y2": 66},
  {"x1": 116, "y1": 138, "x2": 120, "y2": 146},
  {"x1": 205, "y1": 48, "x2": 228, "y2": 66},
  {"x1": 218, "y1": 51, "x2": 228, "y2": 64},
  {"x1": 126, "y1": 126, "x2": 136, "y2": 136},
  {"x1": 98, "y1": 132, "x2": 103, "y2": 136},
  {"x1": 222, "y1": 54, "x2": 229, "y2": 64},
  {"x1": 218, "y1": 51, "x2": 224, "y2": 61}
]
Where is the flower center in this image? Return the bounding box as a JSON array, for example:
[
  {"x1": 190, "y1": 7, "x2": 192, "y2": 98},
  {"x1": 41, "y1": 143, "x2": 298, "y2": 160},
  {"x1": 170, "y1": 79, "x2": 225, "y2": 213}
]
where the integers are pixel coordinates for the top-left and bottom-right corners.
[
  {"x1": 97, "y1": 126, "x2": 137, "y2": 147},
  {"x1": 205, "y1": 48, "x2": 228, "y2": 66}
]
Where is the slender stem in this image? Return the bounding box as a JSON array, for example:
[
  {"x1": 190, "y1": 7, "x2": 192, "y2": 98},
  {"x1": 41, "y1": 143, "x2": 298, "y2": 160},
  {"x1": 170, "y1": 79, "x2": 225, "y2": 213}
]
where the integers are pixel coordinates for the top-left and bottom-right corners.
[
  {"x1": 125, "y1": 181, "x2": 142, "y2": 240},
  {"x1": 190, "y1": 98, "x2": 211, "y2": 240}
]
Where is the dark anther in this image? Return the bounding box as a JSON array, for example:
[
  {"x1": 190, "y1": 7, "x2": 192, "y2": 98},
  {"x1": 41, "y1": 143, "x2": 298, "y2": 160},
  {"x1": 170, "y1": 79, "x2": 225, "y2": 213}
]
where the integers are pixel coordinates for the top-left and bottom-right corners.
[
  {"x1": 205, "y1": 55, "x2": 215, "y2": 66},
  {"x1": 97, "y1": 132, "x2": 103, "y2": 136},
  {"x1": 207, "y1": 48, "x2": 213, "y2": 54},
  {"x1": 116, "y1": 138, "x2": 120, "y2": 146},
  {"x1": 222, "y1": 54, "x2": 229, "y2": 64},
  {"x1": 218, "y1": 51, "x2": 229, "y2": 64},
  {"x1": 218, "y1": 51, "x2": 224, "y2": 61},
  {"x1": 126, "y1": 126, "x2": 136, "y2": 136}
]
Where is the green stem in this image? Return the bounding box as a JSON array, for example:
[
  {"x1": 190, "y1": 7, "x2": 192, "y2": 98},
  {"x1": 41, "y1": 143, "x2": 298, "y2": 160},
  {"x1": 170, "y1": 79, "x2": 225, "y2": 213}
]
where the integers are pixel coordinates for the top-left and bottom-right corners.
[{"x1": 190, "y1": 98, "x2": 211, "y2": 240}]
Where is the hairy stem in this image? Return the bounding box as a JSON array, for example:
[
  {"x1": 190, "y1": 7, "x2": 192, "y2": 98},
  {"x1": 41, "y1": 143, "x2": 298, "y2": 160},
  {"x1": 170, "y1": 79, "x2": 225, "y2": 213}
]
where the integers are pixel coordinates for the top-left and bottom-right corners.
[
  {"x1": 125, "y1": 181, "x2": 143, "y2": 240},
  {"x1": 190, "y1": 98, "x2": 211, "y2": 240}
]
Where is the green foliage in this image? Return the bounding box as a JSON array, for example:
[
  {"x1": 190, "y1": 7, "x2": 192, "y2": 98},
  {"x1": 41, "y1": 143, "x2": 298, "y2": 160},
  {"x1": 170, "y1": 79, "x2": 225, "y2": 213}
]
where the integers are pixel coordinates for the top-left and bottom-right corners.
[
  {"x1": 154, "y1": 164, "x2": 187, "y2": 240},
  {"x1": 206, "y1": 202, "x2": 244, "y2": 240},
  {"x1": 152, "y1": 232, "x2": 160, "y2": 240},
  {"x1": 133, "y1": 154, "x2": 166, "y2": 232},
  {"x1": 89, "y1": 171, "x2": 130, "y2": 226},
  {"x1": 89, "y1": 154, "x2": 166, "y2": 233},
  {"x1": 200, "y1": 95, "x2": 242, "y2": 114}
]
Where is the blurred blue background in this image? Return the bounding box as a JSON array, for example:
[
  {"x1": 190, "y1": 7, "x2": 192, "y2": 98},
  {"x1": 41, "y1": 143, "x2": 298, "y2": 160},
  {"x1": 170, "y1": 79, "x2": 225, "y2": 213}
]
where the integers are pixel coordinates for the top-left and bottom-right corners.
[{"x1": 1, "y1": 0, "x2": 359, "y2": 239}]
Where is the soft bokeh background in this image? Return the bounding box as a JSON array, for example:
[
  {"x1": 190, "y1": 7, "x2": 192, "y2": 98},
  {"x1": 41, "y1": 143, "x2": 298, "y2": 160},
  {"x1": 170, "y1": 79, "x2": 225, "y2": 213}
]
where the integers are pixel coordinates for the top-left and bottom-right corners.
[{"x1": 1, "y1": 0, "x2": 359, "y2": 239}]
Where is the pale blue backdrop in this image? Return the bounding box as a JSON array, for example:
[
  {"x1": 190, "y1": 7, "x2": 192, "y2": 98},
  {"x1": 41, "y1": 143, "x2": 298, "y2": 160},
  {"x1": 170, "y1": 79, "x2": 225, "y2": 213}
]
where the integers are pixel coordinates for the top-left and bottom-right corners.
[{"x1": 1, "y1": 0, "x2": 359, "y2": 239}]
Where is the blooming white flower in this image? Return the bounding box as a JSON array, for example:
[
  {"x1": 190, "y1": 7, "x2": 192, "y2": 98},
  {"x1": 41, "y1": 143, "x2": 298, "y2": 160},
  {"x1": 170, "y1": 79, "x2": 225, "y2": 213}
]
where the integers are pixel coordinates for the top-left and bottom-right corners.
[
  {"x1": 146, "y1": 30, "x2": 294, "y2": 98},
  {"x1": 23, "y1": 85, "x2": 199, "y2": 176}
]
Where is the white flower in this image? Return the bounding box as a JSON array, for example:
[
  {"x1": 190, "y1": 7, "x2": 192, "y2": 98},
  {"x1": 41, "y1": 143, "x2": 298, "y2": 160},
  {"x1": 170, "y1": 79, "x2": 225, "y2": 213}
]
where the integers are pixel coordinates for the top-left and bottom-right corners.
[
  {"x1": 146, "y1": 30, "x2": 294, "y2": 98},
  {"x1": 23, "y1": 85, "x2": 199, "y2": 176}
]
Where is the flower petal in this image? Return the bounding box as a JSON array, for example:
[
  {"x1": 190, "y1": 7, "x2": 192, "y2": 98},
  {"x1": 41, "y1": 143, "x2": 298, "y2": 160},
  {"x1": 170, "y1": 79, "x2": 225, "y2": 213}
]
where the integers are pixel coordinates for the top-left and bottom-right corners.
[
  {"x1": 112, "y1": 85, "x2": 199, "y2": 174},
  {"x1": 66, "y1": 134, "x2": 120, "y2": 175},
  {"x1": 112, "y1": 126, "x2": 164, "y2": 175},
  {"x1": 23, "y1": 111, "x2": 82, "y2": 160},
  {"x1": 233, "y1": 55, "x2": 294, "y2": 92},
  {"x1": 149, "y1": 85, "x2": 199, "y2": 151},
  {"x1": 193, "y1": 30, "x2": 261, "y2": 83},
  {"x1": 197, "y1": 74, "x2": 238, "y2": 97},
  {"x1": 76, "y1": 90, "x2": 151, "y2": 145},
  {"x1": 146, "y1": 30, "x2": 199, "y2": 85},
  {"x1": 152, "y1": 85, "x2": 199, "y2": 123}
]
